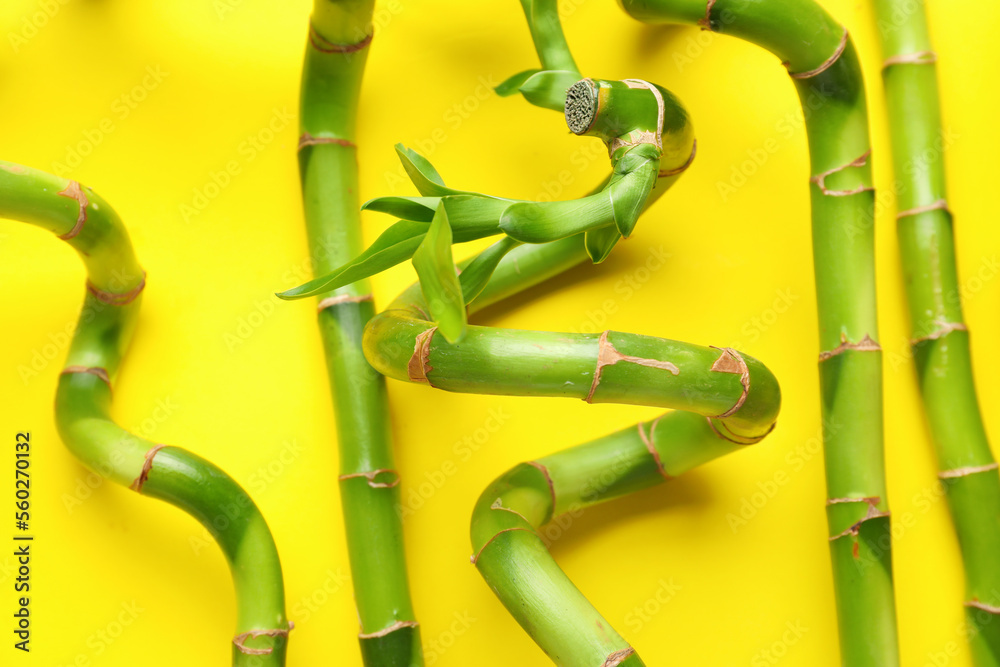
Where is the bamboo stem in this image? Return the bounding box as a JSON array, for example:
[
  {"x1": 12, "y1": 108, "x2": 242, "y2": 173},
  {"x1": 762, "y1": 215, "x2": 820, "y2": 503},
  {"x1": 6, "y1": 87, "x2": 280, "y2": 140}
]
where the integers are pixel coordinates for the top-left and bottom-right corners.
[
  {"x1": 612, "y1": 1, "x2": 897, "y2": 664},
  {"x1": 0, "y1": 162, "x2": 290, "y2": 665},
  {"x1": 871, "y1": 0, "x2": 1000, "y2": 662},
  {"x1": 298, "y1": 1, "x2": 422, "y2": 663},
  {"x1": 313, "y1": 1, "x2": 777, "y2": 662},
  {"x1": 364, "y1": 261, "x2": 779, "y2": 665}
]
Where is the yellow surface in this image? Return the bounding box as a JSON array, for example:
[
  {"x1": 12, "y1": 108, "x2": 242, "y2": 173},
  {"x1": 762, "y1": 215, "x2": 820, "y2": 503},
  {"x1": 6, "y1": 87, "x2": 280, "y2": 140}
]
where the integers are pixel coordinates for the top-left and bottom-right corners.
[{"x1": 1, "y1": 0, "x2": 998, "y2": 665}]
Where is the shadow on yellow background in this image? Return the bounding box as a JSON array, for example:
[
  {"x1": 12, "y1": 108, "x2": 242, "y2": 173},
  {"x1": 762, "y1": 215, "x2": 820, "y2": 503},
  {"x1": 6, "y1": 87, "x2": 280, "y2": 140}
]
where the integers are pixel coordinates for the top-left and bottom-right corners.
[{"x1": 1, "y1": 0, "x2": 998, "y2": 664}]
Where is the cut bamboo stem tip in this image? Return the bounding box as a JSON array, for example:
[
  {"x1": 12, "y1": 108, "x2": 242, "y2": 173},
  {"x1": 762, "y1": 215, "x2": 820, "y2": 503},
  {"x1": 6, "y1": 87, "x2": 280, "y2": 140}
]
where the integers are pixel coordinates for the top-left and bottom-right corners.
[{"x1": 565, "y1": 79, "x2": 597, "y2": 135}]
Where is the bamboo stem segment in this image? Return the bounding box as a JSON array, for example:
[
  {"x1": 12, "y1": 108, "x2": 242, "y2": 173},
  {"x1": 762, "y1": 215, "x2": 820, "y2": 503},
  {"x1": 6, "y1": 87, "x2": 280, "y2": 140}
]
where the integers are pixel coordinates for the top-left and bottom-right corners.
[
  {"x1": 364, "y1": 259, "x2": 779, "y2": 665},
  {"x1": 297, "y1": 1, "x2": 422, "y2": 663},
  {"x1": 614, "y1": 1, "x2": 898, "y2": 664},
  {"x1": 1, "y1": 162, "x2": 290, "y2": 665},
  {"x1": 872, "y1": 0, "x2": 1000, "y2": 662}
]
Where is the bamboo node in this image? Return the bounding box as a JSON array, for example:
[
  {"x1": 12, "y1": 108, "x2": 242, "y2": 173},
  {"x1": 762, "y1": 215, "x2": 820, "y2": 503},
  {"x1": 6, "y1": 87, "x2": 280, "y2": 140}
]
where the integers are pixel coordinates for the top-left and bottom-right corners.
[
  {"x1": 608, "y1": 129, "x2": 660, "y2": 156},
  {"x1": 308, "y1": 23, "x2": 372, "y2": 54},
  {"x1": 358, "y1": 620, "x2": 419, "y2": 639},
  {"x1": 810, "y1": 149, "x2": 875, "y2": 197},
  {"x1": 470, "y1": 527, "x2": 537, "y2": 565},
  {"x1": 130, "y1": 444, "x2": 167, "y2": 493},
  {"x1": 490, "y1": 498, "x2": 534, "y2": 524},
  {"x1": 818, "y1": 333, "x2": 881, "y2": 362},
  {"x1": 828, "y1": 498, "x2": 890, "y2": 541},
  {"x1": 939, "y1": 463, "x2": 999, "y2": 479},
  {"x1": 316, "y1": 293, "x2": 372, "y2": 311},
  {"x1": 965, "y1": 599, "x2": 1000, "y2": 615},
  {"x1": 707, "y1": 417, "x2": 774, "y2": 445},
  {"x1": 56, "y1": 180, "x2": 89, "y2": 240},
  {"x1": 827, "y1": 496, "x2": 881, "y2": 506},
  {"x1": 60, "y1": 365, "x2": 112, "y2": 389},
  {"x1": 709, "y1": 347, "x2": 750, "y2": 417},
  {"x1": 896, "y1": 198, "x2": 949, "y2": 220},
  {"x1": 697, "y1": 0, "x2": 717, "y2": 30},
  {"x1": 298, "y1": 132, "x2": 357, "y2": 151},
  {"x1": 603, "y1": 647, "x2": 636, "y2": 666},
  {"x1": 882, "y1": 50, "x2": 937, "y2": 68},
  {"x1": 910, "y1": 320, "x2": 967, "y2": 345},
  {"x1": 338, "y1": 469, "x2": 401, "y2": 488},
  {"x1": 788, "y1": 27, "x2": 848, "y2": 79},
  {"x1": 232, "y1": 621, "x2": 295, "y2": 656},
  {"x1": 527, "y1": 461, "x2": 557, "y2": 510},
  {"x1": 585, "y1": 330, "x2": 679, "y2": 403},
  {"x1": 622, "y1": 79, "x2": 664, "y2": 150},
  {"x1": 87, "y1": 272, "x2": 146, "y2": 306},
  {"x1": 638, "y1": 421, "x2": 671, "y2": 480},
  {"x1": 407, "y1": 327, "x2": 437, "y2": 385}
]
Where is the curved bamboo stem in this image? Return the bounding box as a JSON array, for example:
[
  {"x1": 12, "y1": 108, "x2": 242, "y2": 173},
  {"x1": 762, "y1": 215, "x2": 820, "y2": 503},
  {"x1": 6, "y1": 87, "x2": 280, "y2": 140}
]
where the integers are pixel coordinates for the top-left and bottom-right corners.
[
  {"x1": 0, "y1": 163, "x2": 290, "y2": 665},
  {"x1": 871, "y1": 0, "x2": 1000, "y2": 663},
  {"x1": 297, "y1": 1, "x2": 422, "y2": 663},
  {"x1": 286, "y1": 1, "x2": 779, "y2": 662},
  {"x1": 363, "y1": 248, "x2": 779, "y2": 665},
  {"x1": 613, "y1": 1, "x2": 898, "y2": 663}
]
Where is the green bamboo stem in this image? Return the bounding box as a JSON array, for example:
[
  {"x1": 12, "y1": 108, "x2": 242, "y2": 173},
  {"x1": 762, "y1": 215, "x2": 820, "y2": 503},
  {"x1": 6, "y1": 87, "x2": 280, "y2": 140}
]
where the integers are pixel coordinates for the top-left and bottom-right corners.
[
  {"x1": 871, "y1": 0, "x2": 1000, "y2": 662},
  {"x1": 298, "y1": 1, "x2": 421, "y2": 664},
  {"x1": 613, "y1": 1, "x2": 898, "y2": 663},
  {"x1": 363, "y1": 264, "x2": 779, "y2": 665},
  {"x1": 518, "y1": 0, "x2": 580, "y2": 73},
  {"x1": 0, "y1": 162, "x2": 290, "y2": 664},
  {"x1": 318, "y1": 3, "x2": 774, "y2": 662}
]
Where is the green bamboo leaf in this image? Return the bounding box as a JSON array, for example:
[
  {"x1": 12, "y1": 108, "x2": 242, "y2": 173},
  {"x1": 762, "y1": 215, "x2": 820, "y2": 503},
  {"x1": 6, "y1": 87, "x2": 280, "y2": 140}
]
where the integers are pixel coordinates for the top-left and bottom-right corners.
[
  {"x1": 518, "y1": 70, "x2": 581, "y2": 112},
  {"x1": 499, "y1": 191, "x2": 613, "y2": 243},
  {"x1": 412, "y1": 205, "x2": 467, "y2": 342},
  {"x1": 499, "y1": 147, "x2": 661, "y2": 244},
  {"x1": 361, "y1": 196, "x2": 439, "y2": 222},
  {"x1": 442, "y1": 195, "x2": 513, "y2": 241},
  {"x1": 277, "y1": 219, "x2": 427, "y2": 299},
  {"x1": 608, "y1": 154, "x2": 659, "y2": 238},
  {"x1": 584, "y1": 226, "x2": 621, "y2": 264},
  {"x1": 459, "y1": 236, "x2": 523, "y2": 304},
  {"x1": 496, "y1": 69, "x2": 542, "y2": 96},
  {"x1": 395, "y1": 144, "x2": 465, "y2": 197}
]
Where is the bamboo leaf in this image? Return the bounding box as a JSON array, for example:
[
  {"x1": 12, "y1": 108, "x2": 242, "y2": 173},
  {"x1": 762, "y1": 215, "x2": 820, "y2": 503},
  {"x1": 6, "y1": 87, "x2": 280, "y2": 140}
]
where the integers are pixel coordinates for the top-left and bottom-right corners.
[
  {"x1": 441, "y1": 195, "x2": 513, "y2": 241},
  {"x1": 459, "y1": 236, "x2": 523, "y2": 304},
  {"x1": 499, "y1": 191, "x2": 614, "y2": 243},
  {"x1": 395, "y1": 144, "x2": 465, "y2": 197},
  {"x1": 584, "y1": 226, "x2": 621, "y2": 263},
  {"x1": 499, "y1": 147, "x2": 660, "y2": 244},
  {"x1": 496, "y1": 69, "x2": 541, "y2": 96},
  {"x1": 361, "y1": 196, "x2": 439, "y2": 222},
  {"x1": 277, "y1": 219, "x2": 427, "y2": 300},
  {"x1": 518, "y1": 70, "x2": 581, "y2": 112},
  {"x1": 608, "y1": 154, "x2": 659, "y2": 238},
  {"x1": 412, "y1": 205, "x2": 467, "y2": 342}
]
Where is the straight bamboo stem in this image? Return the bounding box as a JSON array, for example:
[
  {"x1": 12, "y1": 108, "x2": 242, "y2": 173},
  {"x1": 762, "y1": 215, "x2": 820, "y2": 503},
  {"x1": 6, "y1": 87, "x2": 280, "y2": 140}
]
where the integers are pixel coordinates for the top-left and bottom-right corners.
[
  {"x1": 871, "y1": 1, "x2": 1000, "y2": 662},
  {"x1": 297, "y1": 1, "x2": 421, "y2": 663},
  {"x1": 613, "y1": 1, "x2": 898, "y2": 663},
  {"x1": 0, "y1": 162, "x2": 290, "y2": 664}
]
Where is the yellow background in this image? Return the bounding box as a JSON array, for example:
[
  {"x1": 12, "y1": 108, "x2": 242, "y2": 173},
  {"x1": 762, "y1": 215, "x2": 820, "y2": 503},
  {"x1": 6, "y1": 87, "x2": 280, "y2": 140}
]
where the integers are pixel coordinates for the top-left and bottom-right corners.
[{"x1": 1, "y1": 0, "x2": 998, "y2": 664}]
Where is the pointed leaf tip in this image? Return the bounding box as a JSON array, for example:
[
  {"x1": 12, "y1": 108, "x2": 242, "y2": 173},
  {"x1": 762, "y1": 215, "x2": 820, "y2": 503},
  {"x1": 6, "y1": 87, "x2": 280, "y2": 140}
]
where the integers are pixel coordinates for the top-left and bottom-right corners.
[
  {"x1": 584, "y1": 226, "x2": 621, "y2": 264},
  {"x1": 278, "y1": 219, "x2": 429, "y2": 299},
  {"x1": 459, "y1": 236, "x2": 522, "y2": 304},
  {"x1": 495, "y1": 69, "x2": 542, "y2": 96},
  {"x1": 412, "y1": 205, "x2": 467, "y2": 343}
]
